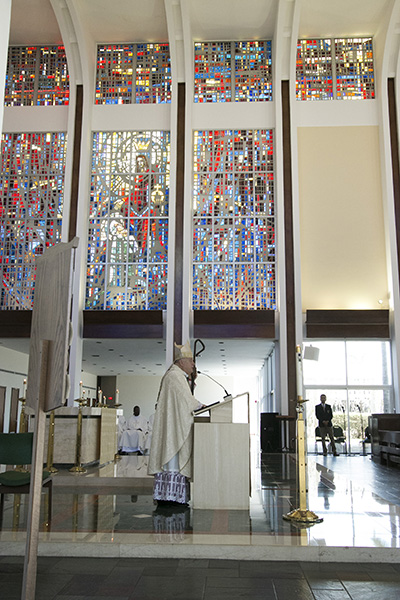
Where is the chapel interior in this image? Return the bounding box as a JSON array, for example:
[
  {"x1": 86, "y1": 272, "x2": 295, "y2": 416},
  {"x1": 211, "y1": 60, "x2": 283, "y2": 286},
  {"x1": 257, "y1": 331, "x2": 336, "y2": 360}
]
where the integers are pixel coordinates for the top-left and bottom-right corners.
[{"x1": 1, "y1": 0, "x2": 400, "y2": 572}]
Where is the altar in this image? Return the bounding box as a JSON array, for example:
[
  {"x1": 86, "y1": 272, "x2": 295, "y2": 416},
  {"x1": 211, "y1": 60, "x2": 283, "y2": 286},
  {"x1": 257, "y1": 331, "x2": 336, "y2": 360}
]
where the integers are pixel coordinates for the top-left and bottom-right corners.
[
  {"x1": 193, "y1": 398, "x2": 250, "y2": 509},
  {"x1": 29, "y1": 406, "x2": 121, "y2": 466}
]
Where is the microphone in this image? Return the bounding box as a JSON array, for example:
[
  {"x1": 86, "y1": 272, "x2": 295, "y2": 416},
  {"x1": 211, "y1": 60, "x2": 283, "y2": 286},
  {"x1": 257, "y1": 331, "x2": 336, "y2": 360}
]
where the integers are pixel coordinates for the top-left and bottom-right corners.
[{"x1": 197, "y1": 370, "x2": 232, "y2": 400}]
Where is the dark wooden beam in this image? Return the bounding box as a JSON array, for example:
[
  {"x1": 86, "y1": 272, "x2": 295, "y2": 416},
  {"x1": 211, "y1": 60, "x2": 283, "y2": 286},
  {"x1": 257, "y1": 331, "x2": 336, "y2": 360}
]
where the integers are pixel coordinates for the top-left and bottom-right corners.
[
  {"x1": 0, "y1": 310, "x2": 32, "y2": 337},
  {"x1": 83, "y1": 310, "x2": 163, "y2": 338},
  {"x1": 68, "y1": 84, "x2": 83, "y2": 241},
  {"x1": 194, "y1": 310, "x2": 275, "y2": 338},
  {"x1": 306, "y1": 309, "x2": 389, "y2": 338},
  {"x1": 173, "y1": 82, "x2": 185, "y2": 345},
  {"x1": 282, "y1": 80, "x2": 297, "y2": 422},
  {"x1": 388, "y1": 78, "x2": 400, "y2": 291}
]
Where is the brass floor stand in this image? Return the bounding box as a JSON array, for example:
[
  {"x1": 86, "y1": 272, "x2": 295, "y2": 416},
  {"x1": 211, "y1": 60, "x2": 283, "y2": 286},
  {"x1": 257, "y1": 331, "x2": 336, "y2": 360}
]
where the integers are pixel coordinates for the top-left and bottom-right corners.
[
  {"x1": 69, "y1": 399, "x2": 87, "y2": 474},
  {"x1": 283, "y1": 346, "x2": 323, "y2": 527}
]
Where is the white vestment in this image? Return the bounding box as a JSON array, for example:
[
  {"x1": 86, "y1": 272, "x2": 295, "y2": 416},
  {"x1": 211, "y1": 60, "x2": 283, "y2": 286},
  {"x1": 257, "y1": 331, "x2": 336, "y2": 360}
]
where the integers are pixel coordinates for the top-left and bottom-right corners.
[
  {"x1": 144, "y1": 412, "x2": 155, "y2": 454},
  {"x1": 148, "y1": 364, "x2": 201, "y2": 479},
  {"x1": 120, "y1": 414, "x2": 148, "y2": 453}
]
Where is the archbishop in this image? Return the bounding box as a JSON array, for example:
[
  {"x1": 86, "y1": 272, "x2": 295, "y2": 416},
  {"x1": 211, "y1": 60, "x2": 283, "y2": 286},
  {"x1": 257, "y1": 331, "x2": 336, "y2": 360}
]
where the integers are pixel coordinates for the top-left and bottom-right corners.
[{"x1": 148, "y1": 341, "x2": 203, "y2": 506}]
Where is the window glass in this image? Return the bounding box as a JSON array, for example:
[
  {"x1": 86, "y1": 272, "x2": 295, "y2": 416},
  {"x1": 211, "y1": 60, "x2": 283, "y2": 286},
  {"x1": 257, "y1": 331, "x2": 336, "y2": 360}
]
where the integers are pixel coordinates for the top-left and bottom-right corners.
[
  {"x1": 303, "y1": 341, "x2": 346, "y2": 385},
  {"x1": 346, "y1": 341, "x2": 391, "y2": 385}
]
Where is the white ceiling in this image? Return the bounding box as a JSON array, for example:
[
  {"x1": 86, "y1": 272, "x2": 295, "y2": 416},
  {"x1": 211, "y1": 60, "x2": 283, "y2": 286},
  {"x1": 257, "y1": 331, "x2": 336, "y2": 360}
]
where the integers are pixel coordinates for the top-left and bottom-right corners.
[
  {"x1": 8, "y1": 0, "x2": 391, "y2": 46},
  {"x1": 0, "y1": 337, "x2": 274, "y2": 377}
]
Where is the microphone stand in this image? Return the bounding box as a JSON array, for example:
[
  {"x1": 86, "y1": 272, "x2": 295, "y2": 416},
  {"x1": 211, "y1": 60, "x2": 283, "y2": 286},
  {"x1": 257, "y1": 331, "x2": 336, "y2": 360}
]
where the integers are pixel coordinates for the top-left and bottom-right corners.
[
  {"x1": 197, "y1": 370, "x2": 232, "y2": 401},
  {"x1": 191, "y1": 339, "x2": 205, "y2": 394}
]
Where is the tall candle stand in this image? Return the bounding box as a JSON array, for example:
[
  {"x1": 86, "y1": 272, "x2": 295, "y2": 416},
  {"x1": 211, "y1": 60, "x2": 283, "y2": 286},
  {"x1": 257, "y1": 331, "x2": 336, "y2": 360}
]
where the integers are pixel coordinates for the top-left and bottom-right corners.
[
  {"x1": 15, "y1": 380, "x2": 29, "y2": 473},
  {"x1": 46, "y1": 410, "x2": 58, "y2": 474},
  {"x1": 283, "y1": 345, "x2": 323, "y2": 526},
  {"x1": 69, "y1": 387, "x2": 87, "y2": 474}
]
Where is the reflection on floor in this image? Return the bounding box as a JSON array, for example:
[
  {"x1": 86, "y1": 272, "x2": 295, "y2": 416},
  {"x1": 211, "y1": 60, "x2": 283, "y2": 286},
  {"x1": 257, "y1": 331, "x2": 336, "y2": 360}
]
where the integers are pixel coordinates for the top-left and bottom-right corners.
[{"x1": 1, "y1": 451, "x2": 400, "y2": 562}]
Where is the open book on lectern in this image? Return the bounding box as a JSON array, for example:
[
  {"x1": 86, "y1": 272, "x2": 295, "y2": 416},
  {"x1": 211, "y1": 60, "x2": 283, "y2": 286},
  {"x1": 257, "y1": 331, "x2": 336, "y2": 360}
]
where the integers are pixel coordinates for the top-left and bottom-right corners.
[
  {"x1": 193, "y1": 401, "x2": 220, "y2": 416},
  {"x1": 193, "y1": 394, "x2": 233, "y2": 416}
]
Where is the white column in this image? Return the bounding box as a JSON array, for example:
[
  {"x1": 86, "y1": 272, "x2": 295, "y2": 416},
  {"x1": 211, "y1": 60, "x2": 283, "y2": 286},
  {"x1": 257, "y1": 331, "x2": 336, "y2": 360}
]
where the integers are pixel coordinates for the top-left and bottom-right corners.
[{"x1": 0, "y1": 0, "x2": 12, "y2": 135}]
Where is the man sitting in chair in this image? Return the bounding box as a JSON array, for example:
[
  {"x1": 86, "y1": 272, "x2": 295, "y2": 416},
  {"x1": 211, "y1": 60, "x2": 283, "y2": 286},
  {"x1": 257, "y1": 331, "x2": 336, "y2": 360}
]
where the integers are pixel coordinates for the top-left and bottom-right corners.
[{"x1": 315, "y1": 394, "x2": 339, "y2": 457}]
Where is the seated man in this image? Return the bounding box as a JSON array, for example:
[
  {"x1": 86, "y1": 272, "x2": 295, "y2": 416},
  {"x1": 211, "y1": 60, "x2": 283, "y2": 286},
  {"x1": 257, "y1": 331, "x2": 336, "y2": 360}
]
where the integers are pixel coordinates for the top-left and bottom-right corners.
[{"x1": 119, "y1": 406, "x2": 148, "y2": 454}]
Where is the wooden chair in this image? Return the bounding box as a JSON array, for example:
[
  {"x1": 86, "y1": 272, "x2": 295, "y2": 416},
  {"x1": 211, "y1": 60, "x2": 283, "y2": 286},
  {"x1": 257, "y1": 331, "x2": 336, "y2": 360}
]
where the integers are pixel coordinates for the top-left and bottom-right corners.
[{"x1": 0, "y1": 432, "x2": 52, "y2": 526}]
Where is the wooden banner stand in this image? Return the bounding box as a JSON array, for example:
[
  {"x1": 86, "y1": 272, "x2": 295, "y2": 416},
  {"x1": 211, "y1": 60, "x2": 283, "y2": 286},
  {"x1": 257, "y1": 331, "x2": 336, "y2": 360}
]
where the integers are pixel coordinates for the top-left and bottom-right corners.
[
  {"x1": 21, "y1": 339, "x2": 50, "y2": 600},
  {"x1": 21, "y1": 238, "x2": 78, "y2": 600}
]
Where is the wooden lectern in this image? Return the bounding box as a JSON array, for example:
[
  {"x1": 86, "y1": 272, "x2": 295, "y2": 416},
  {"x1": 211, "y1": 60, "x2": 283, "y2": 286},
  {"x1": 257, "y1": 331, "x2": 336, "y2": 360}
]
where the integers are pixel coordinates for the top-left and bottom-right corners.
[{"x1": 193, "y1": 397, "x2": 250, "y2": 509}]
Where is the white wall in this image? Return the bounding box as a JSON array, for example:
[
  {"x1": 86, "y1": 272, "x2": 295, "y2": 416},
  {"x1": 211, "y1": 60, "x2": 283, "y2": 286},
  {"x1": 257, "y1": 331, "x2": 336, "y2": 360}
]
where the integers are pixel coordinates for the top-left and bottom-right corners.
[
  {"x1": 298, "y1": 125, "x2": 388, "y2": 310},
  {"x1": 116, "y1": 372, "x2": 260, "y2": 432},
  {"x1": 0, "y1": 345, "x2": 28, "y2": 433},
  {"x1": 117, "y1": 372, "x2": 236, "y2": 421}
]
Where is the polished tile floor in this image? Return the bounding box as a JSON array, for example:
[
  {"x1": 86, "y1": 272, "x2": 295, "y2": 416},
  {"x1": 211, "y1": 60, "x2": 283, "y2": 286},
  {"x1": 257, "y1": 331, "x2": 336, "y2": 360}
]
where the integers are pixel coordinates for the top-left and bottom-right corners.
[
  {"x1": 1, "y1": 555, "x2": 400, "y2": 600},
  {"x1": 1, "y1": 449, "x2": 400, "y2": 562}
]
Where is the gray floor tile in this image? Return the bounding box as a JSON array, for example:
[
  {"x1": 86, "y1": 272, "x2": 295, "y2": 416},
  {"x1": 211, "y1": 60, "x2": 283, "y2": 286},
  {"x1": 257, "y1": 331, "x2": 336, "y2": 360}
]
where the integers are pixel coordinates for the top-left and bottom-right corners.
[
  {"x1": 47, "y1": 556, "x2": 120, "y2": 575},
  {"x1": 204, "y1": 589, "x2": 276, "y2": 600},
  {"x1": 306, "y1": 577, "x2": 345, "y2": 590},
  {"x1": 206, "y1": 575, "x2": 274, "y2": 590},
  {"x1": 312, "y1": 592, "x2": 351, "y2": 600},
  {"x1": 343, "y1": 581, "x2": 400, "y2": 600},
  {"x1": 273, "y1": 578, "x2": 314, "y2": 599},
  {"x1": 129, "y1": 575, "x2": 206, "y2": 600},
  {"x1": 57, "y1": 573, "x2": 108, "y2": 595},
  {"x1": 179, "y1": 558, "x2": 210, "y2": 568}
]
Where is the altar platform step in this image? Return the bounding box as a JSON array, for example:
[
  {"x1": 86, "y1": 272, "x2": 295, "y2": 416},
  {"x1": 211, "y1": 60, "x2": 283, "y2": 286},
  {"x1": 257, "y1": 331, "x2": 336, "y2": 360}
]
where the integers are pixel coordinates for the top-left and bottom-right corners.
[{"x1": 0, "y1": 454, "x2": 400, "y2": 563}]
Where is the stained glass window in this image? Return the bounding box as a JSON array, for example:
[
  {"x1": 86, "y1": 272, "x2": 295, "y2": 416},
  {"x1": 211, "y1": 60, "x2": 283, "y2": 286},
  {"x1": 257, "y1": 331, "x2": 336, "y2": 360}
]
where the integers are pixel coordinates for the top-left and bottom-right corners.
[
  {"x1": 87, "y1": 131, "x2": 170, "y2": 310},
  {"x1": 5, "y1": 46, "x2": 69, "y2": 106},
  {"x1": 296, "y1": 37, "x2": 374, "y2": 100},
  {"x1": 95, "y1": 44, "x2": 171, "y2": 104},
  {"x1": 0, "y1": 132, "x2": 67, "y2": 308},
  {"x1": 335, "y1": 38, "x2": 375, "y2": 100},
  {"x1": 296, "y1": 39, "x2": 333, "y2": 101},
  {"x1": 193, "y1": 129, "x2": 275, "y2": 310},
  {"x1": 194, "y1": 41, "x2": 272, "y2": 103}
]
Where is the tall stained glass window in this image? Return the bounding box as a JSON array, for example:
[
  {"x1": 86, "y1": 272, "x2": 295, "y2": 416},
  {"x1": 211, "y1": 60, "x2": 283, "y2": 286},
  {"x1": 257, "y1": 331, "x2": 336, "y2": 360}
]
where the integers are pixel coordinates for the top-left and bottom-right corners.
[
  {"x1": 193, "y1": 129, "x2": 275, "y2": 310},
  {"x1": 0, "y1": 132, "x2": 67, "y2": 308},
  {"x1": 5, "y1": 46, "x2": 69, "y2": 106},
  {"x1": 87, "y1": 131, "x2": 170, "y2": 310},
  {"x1": 194, "y1": 41, "x2": 272, "y2": 103},
  {"x1": 95, "y1": 44, "x2": 171, "y2": 104},
  {"x1": 296, "y1": 37, "x2": 374, "y2": 100}
]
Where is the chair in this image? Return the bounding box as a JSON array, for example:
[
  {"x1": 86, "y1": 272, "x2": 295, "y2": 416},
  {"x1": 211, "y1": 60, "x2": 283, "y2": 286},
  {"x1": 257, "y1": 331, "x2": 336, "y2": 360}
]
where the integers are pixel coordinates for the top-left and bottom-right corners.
[
  {"x1": 0, "y1": 432, "x2": 52, "y2": 526},
  {"x1": 332, "y1": 425, "x2": 348, "y2": 455},
  {"x1": 315, "y1": 426, "x2": 323, "y2": 453}
]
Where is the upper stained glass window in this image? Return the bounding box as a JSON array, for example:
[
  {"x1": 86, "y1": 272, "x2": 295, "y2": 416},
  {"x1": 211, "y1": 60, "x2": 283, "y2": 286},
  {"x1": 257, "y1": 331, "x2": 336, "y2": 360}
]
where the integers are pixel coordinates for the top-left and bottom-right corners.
[
  {"x1": 87, "y1": 131, "x2": 170, "y2": 310},
  {"x1": 0, "y1": 132, "x2": 67, "y2": 309},
  {"x1": 95, "y1": 44, "x2": 171, "y2": 104},
  {"x1": 296, "y1": 37, "x2": 374, "y2": 101},
  {"x1": 194, "y1": 41, "x2": 272, "y2": 103},
  {"x1": 193, "y1": 129, "x2": 275, "y2": 310},
  {"x1": 5, "y1": 46, "x2": 69, "y2": 106}
]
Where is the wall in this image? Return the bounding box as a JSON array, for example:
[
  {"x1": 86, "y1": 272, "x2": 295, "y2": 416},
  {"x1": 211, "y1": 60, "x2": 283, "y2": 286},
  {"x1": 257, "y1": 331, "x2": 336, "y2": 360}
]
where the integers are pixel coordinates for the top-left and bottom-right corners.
[
  {"x1": 298, "y1": 125, "x2": 388, "y2": 311},
  {"x1": 0, "y1": 345, "x2": 28, "y2": 432},
  {"x1": 116, "y1": 373, "x2": 236, "y2": 421}
]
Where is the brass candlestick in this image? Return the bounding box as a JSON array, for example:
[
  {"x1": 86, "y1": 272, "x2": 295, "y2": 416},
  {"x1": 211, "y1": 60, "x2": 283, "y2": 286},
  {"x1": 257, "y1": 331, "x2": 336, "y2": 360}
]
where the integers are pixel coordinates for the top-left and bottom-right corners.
[
  {"x1": 69, "y1": 398, "x2": 87, "y2": 474},
  {"x1": 283, "y1": 346, "x2": 323, "y2": 526},
  {"x1": 15, "y1": 390, "x2": 29, "y2": 473},
  {"x1": 46, "y1": 410, "x2": 58, "y2": 474}
]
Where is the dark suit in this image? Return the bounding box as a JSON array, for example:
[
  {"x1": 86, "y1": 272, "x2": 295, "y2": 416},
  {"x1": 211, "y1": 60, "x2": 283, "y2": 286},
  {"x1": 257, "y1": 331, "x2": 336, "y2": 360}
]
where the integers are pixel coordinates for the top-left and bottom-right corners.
[
  {"x1": 315, "y1": 402, "x2": 337, "y2": 455},
  {"x1": 315, "y1": 403, "x2": 333, "y2": 428}
]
